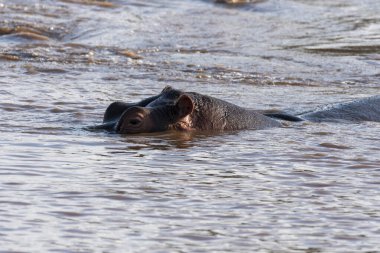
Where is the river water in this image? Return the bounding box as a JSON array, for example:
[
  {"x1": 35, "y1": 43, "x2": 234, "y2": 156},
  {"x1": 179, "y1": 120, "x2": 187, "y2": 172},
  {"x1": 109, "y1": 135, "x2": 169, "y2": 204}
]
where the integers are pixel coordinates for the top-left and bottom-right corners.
[{"x1": 1, "y1": 0, "x2": 380, "y2": 252}]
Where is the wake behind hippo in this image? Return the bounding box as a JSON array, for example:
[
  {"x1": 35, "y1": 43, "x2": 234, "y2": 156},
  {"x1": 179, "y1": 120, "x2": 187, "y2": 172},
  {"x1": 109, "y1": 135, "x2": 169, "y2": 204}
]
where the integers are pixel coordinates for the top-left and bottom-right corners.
[{"x1": 96, "y1": 86, "x2": 380, "y2": 134}]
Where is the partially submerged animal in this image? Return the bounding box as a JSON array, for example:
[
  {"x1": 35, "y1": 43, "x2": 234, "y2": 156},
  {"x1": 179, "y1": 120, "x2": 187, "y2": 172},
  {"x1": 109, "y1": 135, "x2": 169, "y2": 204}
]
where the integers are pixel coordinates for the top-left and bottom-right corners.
[{"x1": 96, "y1": 86, "x2": 380, "y2": 134}]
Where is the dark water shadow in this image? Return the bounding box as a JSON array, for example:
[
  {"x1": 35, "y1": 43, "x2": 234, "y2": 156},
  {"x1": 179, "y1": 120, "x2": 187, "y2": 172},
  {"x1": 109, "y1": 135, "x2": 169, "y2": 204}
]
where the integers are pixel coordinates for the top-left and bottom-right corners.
[
  {"x1": 200, "y1": 0, "x2": 269, "y2": 11},
  {"x1": 212, "y1": 0, "x2": 267, "y2": 6},
  {"x1": 305, "y1": 45, "x2": 380, "y2": 56}
]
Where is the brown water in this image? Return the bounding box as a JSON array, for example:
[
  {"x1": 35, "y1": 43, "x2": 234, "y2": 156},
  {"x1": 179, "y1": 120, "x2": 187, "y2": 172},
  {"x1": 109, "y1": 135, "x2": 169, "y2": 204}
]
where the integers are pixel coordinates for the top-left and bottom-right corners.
[{"x1": 1, "y1": 0, "x2": 380, "y2": 252}]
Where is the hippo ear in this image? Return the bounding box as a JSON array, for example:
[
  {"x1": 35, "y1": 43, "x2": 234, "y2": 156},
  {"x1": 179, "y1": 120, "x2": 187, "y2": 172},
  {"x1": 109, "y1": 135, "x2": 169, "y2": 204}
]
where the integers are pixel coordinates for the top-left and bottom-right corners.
[
  {"x1": 176, "y1": 95, "x2": 194, "y2": 118},
  {"x1": 161, "y1": 85, "x2": 173, "y2": 93}
]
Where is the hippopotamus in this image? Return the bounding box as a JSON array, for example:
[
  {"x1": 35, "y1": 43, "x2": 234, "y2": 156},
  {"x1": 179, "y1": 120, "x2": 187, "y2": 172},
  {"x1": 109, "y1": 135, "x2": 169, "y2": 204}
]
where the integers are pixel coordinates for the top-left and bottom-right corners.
[{"x1": 96, "y1": 86, "x2": 380, "y2": 134}]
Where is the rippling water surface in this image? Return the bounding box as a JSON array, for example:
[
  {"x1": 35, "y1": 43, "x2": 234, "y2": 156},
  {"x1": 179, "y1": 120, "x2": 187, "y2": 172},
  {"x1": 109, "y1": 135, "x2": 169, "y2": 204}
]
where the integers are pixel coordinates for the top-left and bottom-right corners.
[{"x1": 1, "y1": 0, "x2": 380, "y2": 252}]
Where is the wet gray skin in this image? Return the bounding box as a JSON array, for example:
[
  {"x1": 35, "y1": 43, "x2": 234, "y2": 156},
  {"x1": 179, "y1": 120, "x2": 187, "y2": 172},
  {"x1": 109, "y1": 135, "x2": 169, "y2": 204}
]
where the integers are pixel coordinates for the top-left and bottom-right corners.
[
  {"x1": 100, "y1": 86, "x2": 282, "y2": 133},
  {"x1": 97, "y1": 86, "x2": 380, "y2": 134},
  {"x1": 300, "y1": 95, "x2": 380, "y2": 123}
]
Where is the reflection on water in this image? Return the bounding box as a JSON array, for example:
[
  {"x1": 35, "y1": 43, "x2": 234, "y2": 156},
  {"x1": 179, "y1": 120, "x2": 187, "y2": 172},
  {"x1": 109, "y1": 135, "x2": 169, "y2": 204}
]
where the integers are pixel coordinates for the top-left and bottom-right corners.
[{"x1": 1, "y1": 0, "x2": 380, "y2": 252}]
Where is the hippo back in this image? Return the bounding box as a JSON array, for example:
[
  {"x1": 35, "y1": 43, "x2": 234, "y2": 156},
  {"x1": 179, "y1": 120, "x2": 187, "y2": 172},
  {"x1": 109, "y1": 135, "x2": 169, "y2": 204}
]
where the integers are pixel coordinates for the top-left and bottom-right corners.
[{"x1": 300, "y1": 95, "x2": 380, "y2": 123}]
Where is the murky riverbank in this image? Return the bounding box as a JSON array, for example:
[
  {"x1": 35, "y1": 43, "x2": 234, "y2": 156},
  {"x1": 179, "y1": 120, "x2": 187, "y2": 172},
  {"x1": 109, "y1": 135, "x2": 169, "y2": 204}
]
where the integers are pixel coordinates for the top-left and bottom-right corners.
[{"x1": 1, "y1": 0, "x2": 380, "y2": 252}]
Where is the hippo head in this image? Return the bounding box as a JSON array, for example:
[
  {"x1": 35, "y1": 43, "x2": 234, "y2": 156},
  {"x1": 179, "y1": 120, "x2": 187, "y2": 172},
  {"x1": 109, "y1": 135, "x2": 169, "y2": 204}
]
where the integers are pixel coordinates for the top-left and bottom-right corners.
[
  {"x1": 96, "y1": 85, "x2": 286, "y2": 134},
  {"x1": 115, "y1": 93, "x2": 195, "y2": 134}
]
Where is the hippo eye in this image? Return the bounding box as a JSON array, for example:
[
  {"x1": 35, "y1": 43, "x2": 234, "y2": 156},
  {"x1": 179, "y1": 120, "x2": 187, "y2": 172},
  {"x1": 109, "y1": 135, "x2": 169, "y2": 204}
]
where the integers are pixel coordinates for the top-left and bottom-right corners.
[{"x1": 129, "y1": 119, "x2": 141, "y2": 125}]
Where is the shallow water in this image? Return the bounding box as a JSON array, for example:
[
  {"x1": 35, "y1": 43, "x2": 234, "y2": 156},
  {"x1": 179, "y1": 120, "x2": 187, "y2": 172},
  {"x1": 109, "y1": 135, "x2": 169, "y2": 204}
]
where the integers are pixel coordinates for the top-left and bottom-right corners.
[{"x1": 1, "y1": 0, "x2": 380, "y2": 252}]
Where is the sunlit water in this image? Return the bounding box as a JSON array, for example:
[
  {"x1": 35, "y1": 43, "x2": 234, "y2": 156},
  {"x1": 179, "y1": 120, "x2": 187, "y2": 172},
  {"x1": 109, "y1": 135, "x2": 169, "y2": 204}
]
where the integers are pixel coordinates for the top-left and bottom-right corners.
[{"x1": 1, "y1": 0, "x2": 380, "y2": 252}]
